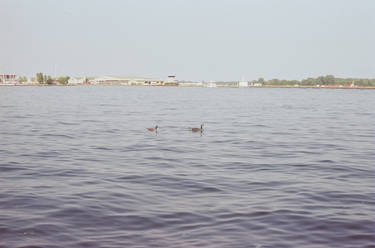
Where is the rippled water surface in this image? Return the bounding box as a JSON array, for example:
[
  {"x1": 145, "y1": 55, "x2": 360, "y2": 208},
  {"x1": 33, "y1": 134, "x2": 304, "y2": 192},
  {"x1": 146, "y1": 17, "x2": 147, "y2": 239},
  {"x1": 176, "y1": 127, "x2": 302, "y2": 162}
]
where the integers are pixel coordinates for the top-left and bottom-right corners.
[{"x1": 0, "y1": 86, "x2": 374, "y2": 248}]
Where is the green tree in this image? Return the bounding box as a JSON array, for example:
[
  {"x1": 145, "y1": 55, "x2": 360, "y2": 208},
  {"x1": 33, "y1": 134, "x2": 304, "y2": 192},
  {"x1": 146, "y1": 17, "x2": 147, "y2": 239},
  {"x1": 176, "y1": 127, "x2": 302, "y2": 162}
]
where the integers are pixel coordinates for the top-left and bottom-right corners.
[
  {"x1": 46, "y1": 75, "x2": 53, "y2": 84},
  {"x1": 272, "y1": 79, "x2": 282, "y2": 85},
  {"x1": 257, "y1": 77, "x2": 265, "y2": 85},
  {"x1": 323, "y1": 75, "x2": 335, "y2": 85},
  {"x1": 58, "y1": 76, "x2": 70, "y2": 85},
  {"x1": 36, "y1": 73, "x2": 44, "y2": 83}
]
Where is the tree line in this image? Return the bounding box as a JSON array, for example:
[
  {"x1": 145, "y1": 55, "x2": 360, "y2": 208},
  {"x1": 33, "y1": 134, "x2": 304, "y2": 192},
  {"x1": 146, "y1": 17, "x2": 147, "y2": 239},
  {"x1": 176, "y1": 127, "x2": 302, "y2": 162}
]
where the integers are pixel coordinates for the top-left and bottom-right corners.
[
  {"x1": 255, "y1": 75, "x2": 375, "y2": 87},
  {"x1": 35, "y1": 72, "x2": 70, "y2": 85},
  {"x1": 14, "y1": 74, "x2": 375, "y2": 87}
]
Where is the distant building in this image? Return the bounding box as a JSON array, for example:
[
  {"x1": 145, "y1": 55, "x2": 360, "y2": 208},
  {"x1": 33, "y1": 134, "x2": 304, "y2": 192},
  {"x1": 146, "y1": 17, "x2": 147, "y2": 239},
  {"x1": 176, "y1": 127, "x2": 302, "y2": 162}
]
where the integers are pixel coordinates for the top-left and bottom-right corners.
[
  {"x1": 239, "y1": 80, "x2": 249, "y2": 87},
  {"x1": 166, "y1": 75, "x2": 177, "y2": 82},
  {"x1": 0, "y1": 74, "x2": 17, "y2": 84},
  {"x1": 249, "y1": 81, "x2": 262, "y2": 87},
  {"x1": 164, "y1": 75, "x2": 178, "y2": 85},
  {"x1": 204, "y1": 81, "x2": 217, "y2": 88},
  {"x1": 179, "y1": 81, "x2": 203, "y2": 87},
  {"x1": 68, "y1": 77, "x2": 86, "y2": 85},
  {"x1": 89, "y1": 76, "x2": 163, "y2": 85}
]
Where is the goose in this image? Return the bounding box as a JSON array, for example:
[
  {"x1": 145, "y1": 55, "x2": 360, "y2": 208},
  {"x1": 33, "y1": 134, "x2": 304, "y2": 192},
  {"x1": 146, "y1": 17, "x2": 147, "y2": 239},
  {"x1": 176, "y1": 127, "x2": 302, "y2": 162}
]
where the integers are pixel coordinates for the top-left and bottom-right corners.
[
  {"x1": 147, "y1": 125, "x2": 158, "y2": 132},
  {"x1": 192, "y1": 124, "x2": 203, "y2": 132}
]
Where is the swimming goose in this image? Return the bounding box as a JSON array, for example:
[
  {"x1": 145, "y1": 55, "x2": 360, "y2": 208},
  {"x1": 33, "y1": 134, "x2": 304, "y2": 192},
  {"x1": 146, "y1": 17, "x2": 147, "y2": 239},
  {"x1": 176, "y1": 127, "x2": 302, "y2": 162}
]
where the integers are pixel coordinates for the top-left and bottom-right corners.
[
  {"x1": 147, "y1": 125, "x2": 158, "y2": 132},
  {"x1": 192, "y1": 124, "x2": 203, "y2": 132}
]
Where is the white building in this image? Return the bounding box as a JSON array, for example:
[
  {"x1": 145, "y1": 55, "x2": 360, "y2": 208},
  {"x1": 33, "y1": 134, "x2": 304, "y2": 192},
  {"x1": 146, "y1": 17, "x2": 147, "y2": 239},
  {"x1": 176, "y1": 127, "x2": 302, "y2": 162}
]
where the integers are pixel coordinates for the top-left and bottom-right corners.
[
  {"x1": 68, "y1": 77, "x2": 86, "y2": 85},
  {"x1": 204, "y1": 81, "x2": 217, "y2": 88},
  {"x1": 239, "y1": 80, "x2": 249, "y2": 87},
  {"x1": 0, "y1": 74, "x2": 17, "y2": 84},
  {"x1": 249, "y1": 81, "x2": 263, "y2": 87},
  {"x1": 89, "y1": 76, "x2": 163, "y2": 85},
  {"x1": 165, "y1": 75, "x2": 177, "y2": 85}
]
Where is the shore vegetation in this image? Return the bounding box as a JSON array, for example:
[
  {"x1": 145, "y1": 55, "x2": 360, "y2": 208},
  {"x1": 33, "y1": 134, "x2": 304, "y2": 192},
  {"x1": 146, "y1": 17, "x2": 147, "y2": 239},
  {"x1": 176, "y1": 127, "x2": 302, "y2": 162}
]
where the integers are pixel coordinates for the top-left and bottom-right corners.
[{"x1": 260, "y1": 75, "x2": 375, "y2": 87}]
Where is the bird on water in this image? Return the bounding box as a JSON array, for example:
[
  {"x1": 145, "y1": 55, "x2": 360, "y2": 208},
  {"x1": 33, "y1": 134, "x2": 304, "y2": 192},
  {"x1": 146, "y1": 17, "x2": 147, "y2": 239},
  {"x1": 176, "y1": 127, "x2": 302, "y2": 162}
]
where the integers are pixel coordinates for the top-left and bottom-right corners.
[
  {"x1": 147, "y1": 125, "x2": 158, "y2": 132},
  {"x1": 192, "y1": 124, "x2": 203, "y2": 132}
]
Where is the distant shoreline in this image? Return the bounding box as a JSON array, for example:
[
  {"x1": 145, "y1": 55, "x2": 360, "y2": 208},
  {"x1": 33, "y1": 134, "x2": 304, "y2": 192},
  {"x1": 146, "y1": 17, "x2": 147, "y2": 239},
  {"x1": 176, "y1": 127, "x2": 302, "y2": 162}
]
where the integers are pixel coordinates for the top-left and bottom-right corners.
[{"x1": 1, "y1": 83, "x2": 375, "y2": 89}]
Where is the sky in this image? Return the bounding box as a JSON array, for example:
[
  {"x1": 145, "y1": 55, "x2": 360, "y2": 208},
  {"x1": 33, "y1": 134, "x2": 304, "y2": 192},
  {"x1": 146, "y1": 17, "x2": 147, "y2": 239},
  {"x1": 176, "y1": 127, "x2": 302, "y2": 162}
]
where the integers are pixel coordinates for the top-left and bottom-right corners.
[{"x1": 1, "y1": 0, "x2": 374, "y2": 81}]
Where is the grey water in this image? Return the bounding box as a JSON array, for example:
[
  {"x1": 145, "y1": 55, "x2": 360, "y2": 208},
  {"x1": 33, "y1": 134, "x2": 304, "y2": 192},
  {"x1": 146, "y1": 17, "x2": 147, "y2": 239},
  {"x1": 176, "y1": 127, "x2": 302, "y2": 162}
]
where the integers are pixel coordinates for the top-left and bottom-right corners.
[{"x1": 0, "y1": 86, "x2": 374, "y2": 248}]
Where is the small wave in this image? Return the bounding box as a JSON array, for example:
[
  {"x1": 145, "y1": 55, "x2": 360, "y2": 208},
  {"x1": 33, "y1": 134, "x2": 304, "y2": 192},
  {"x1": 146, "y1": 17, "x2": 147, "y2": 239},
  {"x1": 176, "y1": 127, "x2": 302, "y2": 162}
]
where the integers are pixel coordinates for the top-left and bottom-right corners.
[
  {"x1": 0, "y1": 162, "x2": 28, "y2": 172},
  {"x1": 90, "y1": 145, "x2": 113, "y2": 151},
  {"x1": 40, "y1": 133, "x2": 74, "y2": 139},
  {"x1": 57, "y1": 121, "x2": 79, "y2": 126},
  {"x1": 34, "y1": 151, "x2": 62, "y2": 158}
]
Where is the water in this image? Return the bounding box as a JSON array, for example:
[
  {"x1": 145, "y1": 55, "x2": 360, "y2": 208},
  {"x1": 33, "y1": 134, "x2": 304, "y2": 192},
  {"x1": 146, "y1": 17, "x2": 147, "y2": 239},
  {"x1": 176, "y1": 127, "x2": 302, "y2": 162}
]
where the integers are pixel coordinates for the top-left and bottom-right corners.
[{"x1": 0, "y1": 86, "x2": 374, "y2": 248}]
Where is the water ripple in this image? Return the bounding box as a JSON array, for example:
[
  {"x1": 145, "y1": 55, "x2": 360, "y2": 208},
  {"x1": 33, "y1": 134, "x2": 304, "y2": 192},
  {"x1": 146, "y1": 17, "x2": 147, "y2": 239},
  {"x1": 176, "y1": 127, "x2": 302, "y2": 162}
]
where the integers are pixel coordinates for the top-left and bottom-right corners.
[{"x1": 0, "y1": 87, "x2": 374, "y2": 247}]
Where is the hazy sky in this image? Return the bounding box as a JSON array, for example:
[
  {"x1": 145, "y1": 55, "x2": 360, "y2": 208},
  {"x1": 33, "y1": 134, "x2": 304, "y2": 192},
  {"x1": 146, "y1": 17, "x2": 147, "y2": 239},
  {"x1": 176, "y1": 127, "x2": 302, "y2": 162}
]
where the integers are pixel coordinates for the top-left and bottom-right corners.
[{"x1": 1, "y1": 0, "x2": 374, "y2": 81}]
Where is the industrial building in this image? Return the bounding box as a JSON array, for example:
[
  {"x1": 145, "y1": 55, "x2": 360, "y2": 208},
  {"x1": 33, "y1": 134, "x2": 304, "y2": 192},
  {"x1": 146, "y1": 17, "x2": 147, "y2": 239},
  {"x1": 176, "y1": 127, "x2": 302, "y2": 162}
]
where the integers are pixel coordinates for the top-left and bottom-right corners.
[
  {"x1": 88, "y1": 76, "x2": 163, "y2": 86},
  {"x1": 0, "y1": 74, "x2": 17, "y2": 84}
]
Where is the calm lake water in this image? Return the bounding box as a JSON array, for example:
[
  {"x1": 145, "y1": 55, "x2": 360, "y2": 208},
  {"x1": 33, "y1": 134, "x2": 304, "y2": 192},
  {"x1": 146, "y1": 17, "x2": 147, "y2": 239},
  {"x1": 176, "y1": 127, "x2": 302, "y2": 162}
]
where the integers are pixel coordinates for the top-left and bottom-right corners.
[{"x1": 0, "y1": 86, "x2": 374, "y2": 248}]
